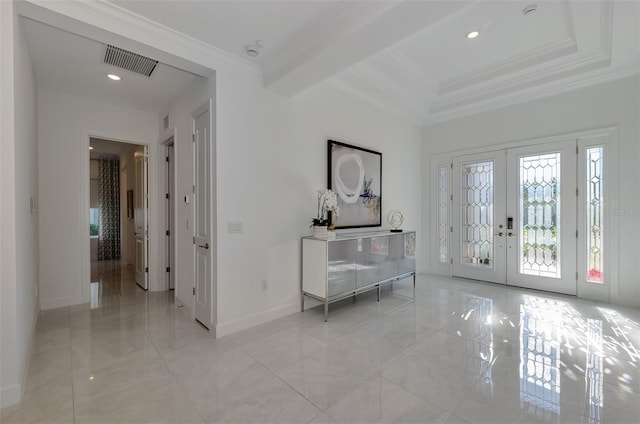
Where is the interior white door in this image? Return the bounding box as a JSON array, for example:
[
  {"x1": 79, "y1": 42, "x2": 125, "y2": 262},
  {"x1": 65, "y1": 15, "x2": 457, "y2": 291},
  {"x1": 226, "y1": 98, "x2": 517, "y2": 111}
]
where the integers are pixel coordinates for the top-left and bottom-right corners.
[
  {"x1": 134, "y1": 148, "x2": 149, "y2": 290},
  {"x1": 193, "y1": 102, "x2": 212, "y2": 328},
  {"x1": 506, "y1": 141, "x2": 577, "y2": 295},
  {"x1": 452, "y1": 150, "x2": 507, "y2": 284},
  {"x1": 453, "y1": 141, "x2": 577, "y2": 295},
  {"x1": 167, "y1": 143, "x2": 176, "y2": 290}
]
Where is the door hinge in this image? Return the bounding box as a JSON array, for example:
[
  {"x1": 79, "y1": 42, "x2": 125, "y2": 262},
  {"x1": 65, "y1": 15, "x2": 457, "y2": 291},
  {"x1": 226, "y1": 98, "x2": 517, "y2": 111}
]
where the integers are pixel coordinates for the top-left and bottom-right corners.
[
  {"x1": 576, "y1": 145, "x2": 579, "y2": 154},
  {"x1": 166, "y1": 230, "x2": 170, "y2": 236},
  {"x1": 192, "y1": 185, "x2": 196, "y2": 193},
  {"x1": 166, "y1": 156, "x2": 170, "y2": 162},
  {"x1": 576, "y1": 188, "x2": 578, "y2": 196},
  {"x1": 576, "y1": 272, "x2": 579, "y2": 280},
  {"x1": 165, "y1": 193, "x2": 170, "y2": 199},
  {"x1": 450, "y1": 258, "x2": 453, "y2": 264},
  {"x1": 145, "y1": 267, "x2": 148, "y2": 273},
  {"x1": 193, "y1": 287, "x2": 196, "y2": 295},
  {"x1": 576, "y1": 230, "x2": 578, "y2": 238},
  {"x1": 193, "y1": 236, "x2": 196, "y2": 244},
  {"x1": 450, "y1": 194, "x2": 453, "y2": 201},
  {"x1": 450, "y1": 226, "x2": 453, "y2": 233},
  {"x1": 166, "y1": 267, "x2": 171, "y2": 273},
  {"x1": 192, "y1": 134, "x2": 195, "y2": 142},
  {"x1": 450, "y1": 163, "x2": 453, "y2": 169}
]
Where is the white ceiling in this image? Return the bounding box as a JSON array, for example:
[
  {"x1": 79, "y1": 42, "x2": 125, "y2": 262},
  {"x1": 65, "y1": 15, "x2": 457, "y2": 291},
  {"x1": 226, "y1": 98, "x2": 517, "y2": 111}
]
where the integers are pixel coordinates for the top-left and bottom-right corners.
[
  {"x1": 22, "y1": 0, "x2": 640, "y2": 124},
  {"x1": 22, "y1": 18, "x2": 199, "y2": 114}
]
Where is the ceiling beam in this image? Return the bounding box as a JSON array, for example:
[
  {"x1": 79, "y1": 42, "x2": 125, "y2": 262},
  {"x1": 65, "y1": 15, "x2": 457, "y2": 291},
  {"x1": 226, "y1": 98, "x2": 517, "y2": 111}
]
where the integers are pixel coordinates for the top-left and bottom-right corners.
[{"x1": 264, "y1": 0, "x2": 473, "y2": 97}]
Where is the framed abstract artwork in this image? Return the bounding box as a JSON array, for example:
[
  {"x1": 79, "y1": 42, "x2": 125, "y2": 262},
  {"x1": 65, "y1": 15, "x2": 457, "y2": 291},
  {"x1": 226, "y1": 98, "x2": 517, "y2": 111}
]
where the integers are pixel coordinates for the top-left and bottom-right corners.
[{"x1": 328, "y1": 140, "x2": 382, "y2": 229}]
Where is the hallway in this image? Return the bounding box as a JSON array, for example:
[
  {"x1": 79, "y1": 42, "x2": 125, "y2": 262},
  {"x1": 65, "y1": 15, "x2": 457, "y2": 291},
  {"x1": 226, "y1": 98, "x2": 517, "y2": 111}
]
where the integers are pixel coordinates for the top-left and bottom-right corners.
[
  {"x1": 2, "y1": 274, "x2": 640, "y2": 423},
  {"x1": 89, "y1": 260, "x2": 145, "y2": 309}
]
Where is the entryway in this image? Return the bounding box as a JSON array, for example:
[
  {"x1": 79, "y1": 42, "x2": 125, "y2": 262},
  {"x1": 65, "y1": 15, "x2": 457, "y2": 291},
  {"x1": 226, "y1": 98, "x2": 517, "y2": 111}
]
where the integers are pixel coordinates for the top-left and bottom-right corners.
[
  {"x1": 452, "y1": 140, "x2": 577, "y2": 294},
  {"x1": 435, "y1": 128, "x2": 617, "y2": 303}
]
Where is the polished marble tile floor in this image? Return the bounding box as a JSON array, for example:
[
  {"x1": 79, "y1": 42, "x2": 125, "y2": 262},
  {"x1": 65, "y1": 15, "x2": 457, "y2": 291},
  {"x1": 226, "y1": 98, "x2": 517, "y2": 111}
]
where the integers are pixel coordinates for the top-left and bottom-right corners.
[{"x1": 3, "y1": 268, "x2": 640, "y2": 423}]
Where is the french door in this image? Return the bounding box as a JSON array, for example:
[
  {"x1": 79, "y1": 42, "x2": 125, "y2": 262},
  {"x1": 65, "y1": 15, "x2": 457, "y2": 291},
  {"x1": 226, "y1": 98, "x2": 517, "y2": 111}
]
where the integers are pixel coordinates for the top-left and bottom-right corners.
[{"x1": 452, "y1": 140, "x2": 577, "y2": 295}]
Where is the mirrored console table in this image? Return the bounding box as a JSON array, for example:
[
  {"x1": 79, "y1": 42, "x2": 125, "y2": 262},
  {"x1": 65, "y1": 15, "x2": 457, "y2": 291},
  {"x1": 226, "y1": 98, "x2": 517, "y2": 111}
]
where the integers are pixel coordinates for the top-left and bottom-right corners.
[{"x1": 301, "y1": 231, "x2": 416, "y2": 321}]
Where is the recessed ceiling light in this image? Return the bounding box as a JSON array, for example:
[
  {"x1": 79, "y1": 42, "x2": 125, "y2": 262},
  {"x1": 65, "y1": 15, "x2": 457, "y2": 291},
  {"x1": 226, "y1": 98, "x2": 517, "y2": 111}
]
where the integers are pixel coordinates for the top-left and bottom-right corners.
[
  {"x1": 89, "y1": 146, "x2": 94, "y2": 150},
  {"x1": 107, "y1": 74, "x2": 121, "y2": 81},
  {"x1": 466, "y1": 30, "x2": 480, "y2": 39}
]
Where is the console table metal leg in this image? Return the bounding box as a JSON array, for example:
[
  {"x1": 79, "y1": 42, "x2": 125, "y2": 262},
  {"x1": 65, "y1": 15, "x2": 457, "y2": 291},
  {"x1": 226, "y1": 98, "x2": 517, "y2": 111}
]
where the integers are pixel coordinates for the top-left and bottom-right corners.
[
  {"x1": 324, "y1": 301, "x2": 328, "y2": 322},
  {"x1": 377, "y1": 285, "x2": 380, "y2": 301},
  {"x1": 413, "y1": 274, "x2": 416, "y2": 287},
  {"x1": 301, "y1": 293, "x2": 305, "y2": 312}
]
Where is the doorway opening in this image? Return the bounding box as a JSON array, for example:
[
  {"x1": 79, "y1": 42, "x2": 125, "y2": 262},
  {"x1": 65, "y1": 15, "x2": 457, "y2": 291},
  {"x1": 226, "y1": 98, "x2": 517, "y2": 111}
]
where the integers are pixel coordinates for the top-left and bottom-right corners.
[{"x1": 88, "y1": 137, "x2": 149, "y2": 307}]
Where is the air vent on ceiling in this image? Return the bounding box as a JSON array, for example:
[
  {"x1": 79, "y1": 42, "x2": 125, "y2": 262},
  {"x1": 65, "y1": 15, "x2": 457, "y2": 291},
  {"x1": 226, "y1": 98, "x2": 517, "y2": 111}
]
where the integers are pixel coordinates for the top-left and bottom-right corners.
[{"x1": 104, "y1": 45, "x2": 158, "y2": 77}]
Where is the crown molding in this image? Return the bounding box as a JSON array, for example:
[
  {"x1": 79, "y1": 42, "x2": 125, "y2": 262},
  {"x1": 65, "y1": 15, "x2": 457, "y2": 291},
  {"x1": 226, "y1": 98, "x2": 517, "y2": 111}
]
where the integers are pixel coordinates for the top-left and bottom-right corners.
[
  {"x1": 423, "y1": 66, "x2": 639, "y2": 126},
  {"x1": 21, "y1": 0, "x2": 261, "y2": 78},
  {"x1": 431, "y1": 0, "x2": 613, "y2": 112},
  {"x1": 434, "y1": 0, "x2": 579, "y2": 96},
  {"x1": 438, "y1": 38, "x2": 578, "y2": 96},
  {"x1": 430, "y1": 51, "x2": 611, "y2": 114}
]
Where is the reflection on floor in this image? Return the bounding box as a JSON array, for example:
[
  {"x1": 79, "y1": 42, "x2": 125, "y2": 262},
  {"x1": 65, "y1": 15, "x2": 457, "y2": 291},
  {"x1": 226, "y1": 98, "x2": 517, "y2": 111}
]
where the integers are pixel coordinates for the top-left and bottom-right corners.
[
  {"x1": 90, "y1": 260, "x2": 143, "y2": 309},
  {"x1": 2, "y1": 274, "x2": 640, "y2": 423}
]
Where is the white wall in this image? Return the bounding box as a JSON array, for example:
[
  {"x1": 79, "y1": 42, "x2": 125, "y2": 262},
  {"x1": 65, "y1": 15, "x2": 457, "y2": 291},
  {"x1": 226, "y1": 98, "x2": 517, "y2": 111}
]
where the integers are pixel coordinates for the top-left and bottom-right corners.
[
  {"x1": 161, "y1": 63, "x2": 422, "y2": 336},
  {"x1": 38, "y1": 90, "x2": 159, "y2": 309},
  {"x1": 422, "y1": 76, "x2": 640, "y2": 307},
  {"x1": 0, "y1": 2, "x2": 39, "y2": 408},
  {"x1": 217, "y1": 67, "x2": 422, "y2": 335}
]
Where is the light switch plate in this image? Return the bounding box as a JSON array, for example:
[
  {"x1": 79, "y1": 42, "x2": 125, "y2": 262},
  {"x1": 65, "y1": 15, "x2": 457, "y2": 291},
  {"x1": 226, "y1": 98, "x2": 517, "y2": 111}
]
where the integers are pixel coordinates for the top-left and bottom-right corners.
[{"x1": 227, "y1": 222, "x2": 243, "y2": 233}]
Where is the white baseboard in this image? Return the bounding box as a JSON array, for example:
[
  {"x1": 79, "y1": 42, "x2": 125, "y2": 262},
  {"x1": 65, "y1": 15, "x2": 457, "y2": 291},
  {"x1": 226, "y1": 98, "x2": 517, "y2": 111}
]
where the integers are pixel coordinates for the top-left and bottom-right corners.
[
  {"x1": 40, "y1": 294, "x2": 85, "y2": 310},
  {"x1": 215, "y1": 302, "x2": 300, "y2": 338},
  {"x1": 610, "y1": 295, "x2": 640, "y2": 309},
  {"x1": 0, "y1": 383, "x2": 21, "y2": 409}
]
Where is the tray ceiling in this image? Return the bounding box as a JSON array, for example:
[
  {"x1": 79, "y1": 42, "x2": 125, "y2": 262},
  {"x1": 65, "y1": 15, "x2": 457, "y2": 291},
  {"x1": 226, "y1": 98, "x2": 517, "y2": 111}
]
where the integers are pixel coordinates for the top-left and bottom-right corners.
[{"x1": 22, "y1": 0, "x2": 640, "y2": 124}]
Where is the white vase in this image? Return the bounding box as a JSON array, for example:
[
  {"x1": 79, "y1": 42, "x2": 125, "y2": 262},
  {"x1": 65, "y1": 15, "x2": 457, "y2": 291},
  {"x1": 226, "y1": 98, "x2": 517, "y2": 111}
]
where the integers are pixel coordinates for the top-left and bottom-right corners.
[{"x1": 312, "y1": 225, "x2": 328, "y2": 238}]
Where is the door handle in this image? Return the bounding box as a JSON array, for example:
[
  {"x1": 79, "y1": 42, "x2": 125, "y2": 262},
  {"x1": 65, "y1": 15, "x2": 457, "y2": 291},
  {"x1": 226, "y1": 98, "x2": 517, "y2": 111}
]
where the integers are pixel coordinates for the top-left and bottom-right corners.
[
  {"x1": 494, "y1": 232, "x2": 504, "y2": 237},
  {"x1": 508, "y1": 232, "x2": 514, "y2": 237},
  {"x1": 198, "y1": 243, "x2": 209, "y2": 249}
]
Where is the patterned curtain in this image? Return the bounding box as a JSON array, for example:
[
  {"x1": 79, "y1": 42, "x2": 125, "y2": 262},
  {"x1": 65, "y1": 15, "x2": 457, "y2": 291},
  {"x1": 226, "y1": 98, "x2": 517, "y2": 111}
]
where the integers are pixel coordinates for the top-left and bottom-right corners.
[{"x1": 97, "y1": 158, "x2": 121, "y2": 260}]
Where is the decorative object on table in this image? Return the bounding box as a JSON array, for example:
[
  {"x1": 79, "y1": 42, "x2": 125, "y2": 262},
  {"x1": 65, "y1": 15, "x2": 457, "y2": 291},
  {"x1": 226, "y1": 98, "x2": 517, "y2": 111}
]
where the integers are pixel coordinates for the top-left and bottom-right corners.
[
  {"x1": 387, "y1": 210, "x2": 404, "y2": 232},
  {"x1": 311, "y1": 188, "x2": 339, "y2": 237},
  {"x1": 328, "y1": 140, "x2": 382, "y2": 229}
]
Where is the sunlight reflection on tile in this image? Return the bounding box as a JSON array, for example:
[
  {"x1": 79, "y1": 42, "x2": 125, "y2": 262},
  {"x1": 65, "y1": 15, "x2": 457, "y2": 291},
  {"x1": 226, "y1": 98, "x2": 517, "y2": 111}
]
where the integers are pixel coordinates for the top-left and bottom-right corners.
[{"x1": 3, "y1": 271, "x2": 640, "y2": 423}]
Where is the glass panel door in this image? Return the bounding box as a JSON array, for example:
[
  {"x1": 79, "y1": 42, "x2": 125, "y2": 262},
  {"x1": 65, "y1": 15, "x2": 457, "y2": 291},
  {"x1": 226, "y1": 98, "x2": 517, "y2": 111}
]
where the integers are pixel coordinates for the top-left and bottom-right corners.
[
  {"x1": 452, "y1": 151, "x2": 506, "y2": 284},
  {"x1": 518, "y1": 152, "x2": 561, "y2": 278},
  {"x1": 506, "y1": 141, "x2": 577, "y2": 295}
]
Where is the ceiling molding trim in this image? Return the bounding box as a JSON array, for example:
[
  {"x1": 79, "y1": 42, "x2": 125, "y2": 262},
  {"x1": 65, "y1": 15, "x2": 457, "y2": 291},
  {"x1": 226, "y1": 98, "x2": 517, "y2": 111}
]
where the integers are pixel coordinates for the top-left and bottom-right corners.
[
  {"x1": 438, "y1": 38, "x2": 578, "y2": 95},
  {"x1": 21, "y1": 0, "x2": 261, "y2": 78},
  {"x1": 435, "y1": 0, "x2": 613, "y2": 103},
  {"x1": 423, "y1": 66, "x2": 639, "y2": 126},
  {"x1": 431, "y1": 50, "x2": 611, "y2": 114}
]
